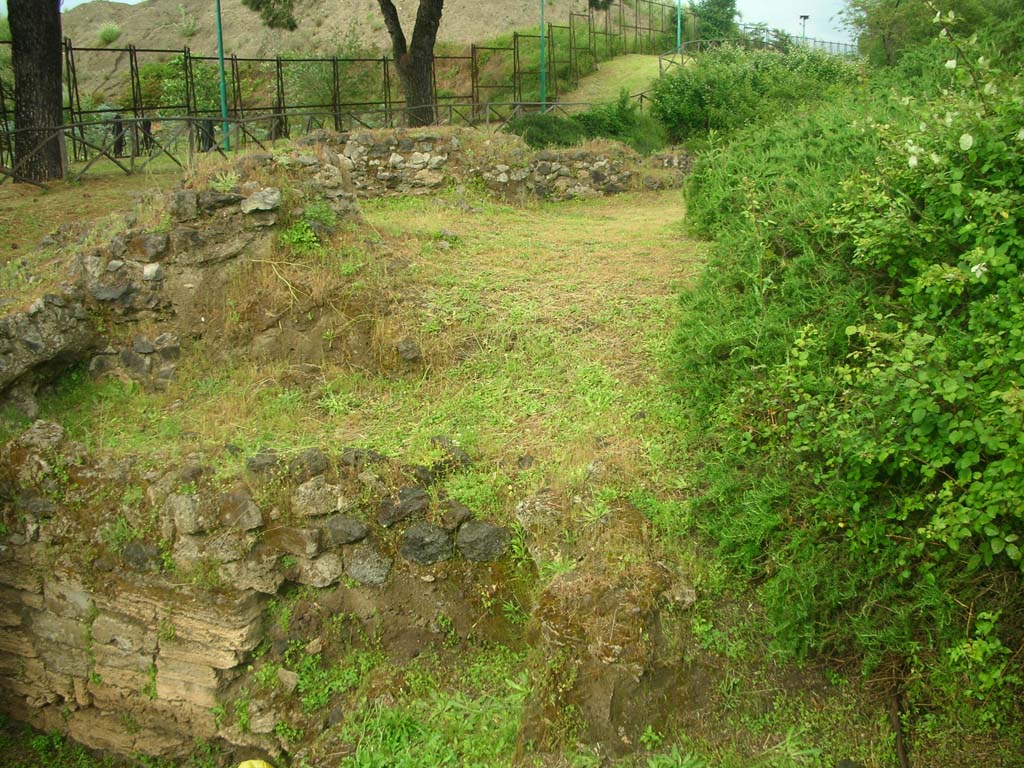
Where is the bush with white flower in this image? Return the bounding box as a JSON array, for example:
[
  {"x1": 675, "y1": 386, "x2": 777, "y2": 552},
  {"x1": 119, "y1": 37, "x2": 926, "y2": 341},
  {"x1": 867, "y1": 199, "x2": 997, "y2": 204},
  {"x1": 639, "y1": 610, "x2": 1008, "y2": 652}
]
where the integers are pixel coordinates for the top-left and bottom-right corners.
[{"x1": 678, "y1": 7, "x2": 1024, "y2": 732}]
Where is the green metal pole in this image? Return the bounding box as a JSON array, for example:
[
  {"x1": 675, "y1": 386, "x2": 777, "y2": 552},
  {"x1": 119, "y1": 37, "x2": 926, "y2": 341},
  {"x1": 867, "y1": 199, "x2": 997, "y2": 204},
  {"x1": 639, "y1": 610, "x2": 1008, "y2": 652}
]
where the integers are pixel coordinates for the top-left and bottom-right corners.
[
  {"x1": 215, "y1": 0, "x2": 230, "y2": 151},
  {"x1": 539, "y1": 0, "x2": 546, "y2": 109},
  {"x1": 676, "y1": 0, "x2": 682, "y2": 51}
]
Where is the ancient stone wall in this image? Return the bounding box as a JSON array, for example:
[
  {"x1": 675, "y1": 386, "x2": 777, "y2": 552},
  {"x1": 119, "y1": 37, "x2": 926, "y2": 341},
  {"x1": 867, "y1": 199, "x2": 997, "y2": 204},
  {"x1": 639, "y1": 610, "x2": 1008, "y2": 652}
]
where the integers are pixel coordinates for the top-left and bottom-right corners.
[{"x1": 308, "y1": 127, "x2": 688, "y2": 201}]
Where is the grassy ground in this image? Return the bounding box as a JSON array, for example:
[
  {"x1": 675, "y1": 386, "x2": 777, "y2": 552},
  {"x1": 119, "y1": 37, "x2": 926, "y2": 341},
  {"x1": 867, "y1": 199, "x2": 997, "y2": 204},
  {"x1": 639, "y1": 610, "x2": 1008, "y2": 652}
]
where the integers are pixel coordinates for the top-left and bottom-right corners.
[
  {"x1": 560, "y1": 54, "x2": 664, "y2": 104},
  {"x1": 29, "y1": 187, "x2": 701, "y2": 518}
]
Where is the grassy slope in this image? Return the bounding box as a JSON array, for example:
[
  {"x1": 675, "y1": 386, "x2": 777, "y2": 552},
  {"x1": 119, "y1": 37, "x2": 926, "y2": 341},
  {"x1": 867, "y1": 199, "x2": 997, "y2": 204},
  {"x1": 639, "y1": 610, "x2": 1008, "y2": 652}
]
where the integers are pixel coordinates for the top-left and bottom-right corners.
[
  {"x1": 560, "y1": 54, "x2": 664, "y2": 104},
  {"x1": 60, "y1": 0, "x2": 582, "y2": 57}
]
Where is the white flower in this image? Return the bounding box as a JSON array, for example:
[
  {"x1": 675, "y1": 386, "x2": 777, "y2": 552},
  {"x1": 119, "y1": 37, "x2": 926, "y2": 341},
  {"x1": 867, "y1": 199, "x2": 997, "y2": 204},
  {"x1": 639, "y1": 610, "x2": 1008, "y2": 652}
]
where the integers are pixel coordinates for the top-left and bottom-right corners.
[
  {"x1": 919, "y1": 122, "x2": 928, "y2": 132},
  {"x1": 984, "y1": 82, "x2": 997, "y2": 95},
  {"x1": 971, "y1": 263, "x2": 988, "y2": 278},
  {"x1": 943, "y1": 113, "x2": 954, "y2": 127},
  {"x1": 945, "y1": 58, "x2": 957, "y2": 69},
  {"x1": 901, "y1": 96, "x2": 911, "y2": 106},
  {"x1": 960, "y1": 133, "x2": 974, "y2": 151},
  {"x1": 930, "y1": 153, "x2": 943, "y2": 164},
  {"x1": 908, "y1": 155, "x2": 919, "y2": 168}
]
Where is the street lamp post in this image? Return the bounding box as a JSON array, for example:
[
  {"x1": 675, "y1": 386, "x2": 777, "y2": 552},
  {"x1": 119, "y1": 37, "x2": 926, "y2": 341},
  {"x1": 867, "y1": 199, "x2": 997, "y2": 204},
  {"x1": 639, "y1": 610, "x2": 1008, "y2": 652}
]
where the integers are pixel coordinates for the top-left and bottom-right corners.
[
  {"x1": 799, "y1": 14, "x2": 809, "y2": 42},
  {"x1": 215, "y1": 0, "x2": 231, "y2": 151}
]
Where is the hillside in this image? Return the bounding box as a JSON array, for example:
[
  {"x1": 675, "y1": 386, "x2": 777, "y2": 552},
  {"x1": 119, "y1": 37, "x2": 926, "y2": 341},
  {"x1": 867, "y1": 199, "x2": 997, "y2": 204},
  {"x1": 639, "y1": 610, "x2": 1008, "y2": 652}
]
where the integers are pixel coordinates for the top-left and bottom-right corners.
[{"x1": 61, "y1": 0, "x2": 580, "y2": 59}]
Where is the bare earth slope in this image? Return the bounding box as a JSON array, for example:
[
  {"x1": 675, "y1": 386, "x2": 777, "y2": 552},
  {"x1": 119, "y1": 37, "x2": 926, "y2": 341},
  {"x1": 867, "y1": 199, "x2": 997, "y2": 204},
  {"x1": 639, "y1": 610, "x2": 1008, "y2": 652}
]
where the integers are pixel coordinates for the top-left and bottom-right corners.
[{"x1": 61, "y1": 0, "x2": 579, "y2": 58}]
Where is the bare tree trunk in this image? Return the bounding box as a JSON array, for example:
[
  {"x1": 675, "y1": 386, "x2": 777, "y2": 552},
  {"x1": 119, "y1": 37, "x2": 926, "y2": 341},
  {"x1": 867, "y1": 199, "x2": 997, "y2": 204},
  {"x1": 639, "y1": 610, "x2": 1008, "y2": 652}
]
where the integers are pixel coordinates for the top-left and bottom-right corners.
[
  {"x1": 378, "y1": 0, "x2": 444, "y2": 127},
  {"x1": 395, "y1": 49, "x2": 436, "y2": 127},
  {"x1": 9, "y1": 0, "x2": 66, "y2": 182}
]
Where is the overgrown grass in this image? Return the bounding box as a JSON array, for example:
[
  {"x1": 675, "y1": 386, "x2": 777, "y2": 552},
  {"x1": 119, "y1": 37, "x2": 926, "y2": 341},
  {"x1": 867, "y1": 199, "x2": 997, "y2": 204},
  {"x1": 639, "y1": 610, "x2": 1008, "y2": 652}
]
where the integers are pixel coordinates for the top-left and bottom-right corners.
[
  {"x1": 337, "y1": 646, "x2": 527, "y2": 767},
  {"x1": 32, "y1": 189, "x2": 697, "y2": 516}
]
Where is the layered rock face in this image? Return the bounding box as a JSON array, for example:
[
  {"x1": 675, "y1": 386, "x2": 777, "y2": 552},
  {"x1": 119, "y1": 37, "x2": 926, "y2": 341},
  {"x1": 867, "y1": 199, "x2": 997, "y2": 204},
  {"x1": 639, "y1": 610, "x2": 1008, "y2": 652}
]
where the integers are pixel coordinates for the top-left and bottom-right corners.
[
  {"x1": 0, "y1": 561, "x2": 262, "y2": 757},
  {"x1": 0, "y1": 422, "x2": 516, "y2": 760}
]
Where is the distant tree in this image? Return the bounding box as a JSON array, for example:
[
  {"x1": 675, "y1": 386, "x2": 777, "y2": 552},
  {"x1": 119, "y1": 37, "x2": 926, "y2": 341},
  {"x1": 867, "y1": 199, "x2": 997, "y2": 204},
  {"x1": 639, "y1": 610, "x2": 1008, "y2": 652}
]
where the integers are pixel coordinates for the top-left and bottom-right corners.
[
  {"x1": 240, "y1": 0, "x2": 298, "y2": 30},
  {"x1": 241, "y1": 0, "x2": 445, "y2": 127},
  {"x1": 7, "y1": 0, "x2": 65, "y2": 182},
  {"x1": 693, "y1": 0, "x2": 738, "y2": 40},
  {"x1": 840, "y1": 0, "x2": 998, "y2": 65}
]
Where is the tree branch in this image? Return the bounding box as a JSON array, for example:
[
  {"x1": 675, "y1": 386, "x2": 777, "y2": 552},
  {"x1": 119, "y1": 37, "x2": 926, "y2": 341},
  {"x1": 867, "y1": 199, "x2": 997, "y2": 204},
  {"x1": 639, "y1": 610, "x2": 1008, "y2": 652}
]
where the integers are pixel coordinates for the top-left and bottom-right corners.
[
  {"x1": 410, "y1": 0, "x2": 444, "y2": 56},
  {"x1": 377, "y1": 0, "x2": 408, "y2": 59}
]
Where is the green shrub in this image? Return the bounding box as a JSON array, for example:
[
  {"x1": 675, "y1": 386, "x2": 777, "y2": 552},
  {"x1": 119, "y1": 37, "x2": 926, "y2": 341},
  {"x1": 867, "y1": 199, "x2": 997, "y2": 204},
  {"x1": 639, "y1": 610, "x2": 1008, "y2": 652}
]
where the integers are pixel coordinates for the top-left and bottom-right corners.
[
  {"x1": 279, "y1": 221, "x2": 320, "y2": 255},
  {"x1": 286, "y1": 647, "x2": 378, "y2": 712},
  {"x1": 573, "y1": 90, "x2": 668, "y2": 154},
  {"x1": 673, "y1": 25, "x2": 1023, "y2": 728},
  {"x1": 97, "y1": 22, "x2": 121, "y2": 46},
  {"x1": 137, "y1": 56, "x2": 221, "y2": 115},
  {"x1": 283, "y1": 28, "x2": 381, "y2": 110},
  {"x1": 505, "y1": 112, "x2": 585, "y2": 149},
  {"x1": 178, "y1": 4, "x2": 198, "y2": 38},
  {"x1": 651, "y1": 45, "x2": 859, "y2": 141},
  {"x1": 506, "y1": 91, "x2": 667, "y2": 154}
]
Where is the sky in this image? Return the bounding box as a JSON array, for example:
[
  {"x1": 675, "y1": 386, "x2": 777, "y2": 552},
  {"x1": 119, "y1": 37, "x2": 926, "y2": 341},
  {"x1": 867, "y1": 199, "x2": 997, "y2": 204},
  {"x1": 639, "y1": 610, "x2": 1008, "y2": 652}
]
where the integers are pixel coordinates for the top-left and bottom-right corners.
[{"x1": 7, "y1": 0, "x2": 854, "y2": 44}]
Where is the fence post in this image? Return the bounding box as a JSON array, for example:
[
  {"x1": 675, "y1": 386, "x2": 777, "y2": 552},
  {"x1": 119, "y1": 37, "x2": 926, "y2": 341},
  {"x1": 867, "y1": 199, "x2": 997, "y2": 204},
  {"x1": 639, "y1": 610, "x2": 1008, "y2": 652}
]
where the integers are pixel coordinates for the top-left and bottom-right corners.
[
  {"x1": 618, "y1": 0, "x2": 625, "y2": 55},
  {"x1": 128, "y1": 44, "x2": 143, "y2": 164},
  {"x1": 513, "y1": 32, "x2": 520, "y2": 103},
  {"x1": 546, "y1": 24, "x2": 553, "y2": 100},
  {"x1": 0, "y1": 78, "x2": 11, "y2": 168},
  {"x1": 471, "y1": 44, "x2": 479, "y2": 119},
  {"x1": 430, "y1": 55, "x2": 439, "y2": 125},
  {"x1": 275, "y1": 56, "x2": 288, "y2": 138},
  {"x1": 331, "y1": 57, "x2": 341, "y2": 131},
  {"x1": 62, "y1": 38, "x2": 87, "y2": 162},
  {"x1": 183, "y1": 48, "x2": 196, "y2": 117},
  {"x1": 382, "y1": 56, "x2": 392, "y2": 126}
]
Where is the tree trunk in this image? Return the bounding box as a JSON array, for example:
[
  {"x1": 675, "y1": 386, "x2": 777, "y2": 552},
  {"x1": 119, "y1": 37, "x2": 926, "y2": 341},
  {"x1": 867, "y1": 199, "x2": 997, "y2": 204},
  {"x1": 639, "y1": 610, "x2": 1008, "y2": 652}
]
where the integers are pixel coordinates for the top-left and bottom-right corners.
[
  {"x1": 9, "y1": 0, "x2": 65, "y2": 182},
  {"x1": 378, "y1": 0, "x2": 444, "y2": 128},
  {"x1": 396, "y1": 49, "x2": 436, "y2": 127}
]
